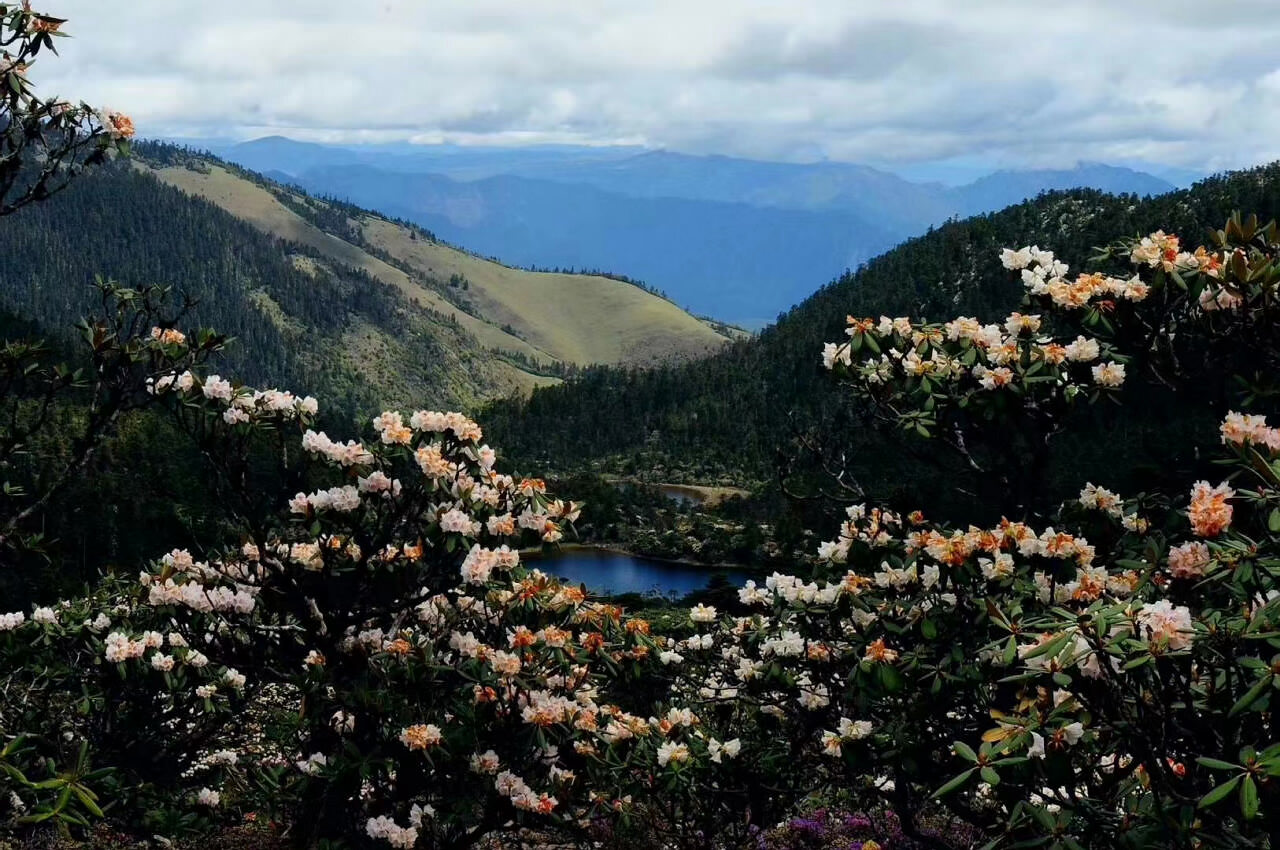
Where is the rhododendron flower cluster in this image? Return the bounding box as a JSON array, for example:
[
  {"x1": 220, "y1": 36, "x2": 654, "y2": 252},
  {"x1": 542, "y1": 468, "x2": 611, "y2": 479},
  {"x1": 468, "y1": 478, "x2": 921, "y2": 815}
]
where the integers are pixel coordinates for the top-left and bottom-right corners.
[
  {"x1": 1189, "y1": 481, "x2": 1234, "y2": 537},
  {"x1": 1221, "y1": 410, "x2": 1280, "y2": 452},
  {"x1": 91, "y1": 380, "x2": 681, "y2": 845}
]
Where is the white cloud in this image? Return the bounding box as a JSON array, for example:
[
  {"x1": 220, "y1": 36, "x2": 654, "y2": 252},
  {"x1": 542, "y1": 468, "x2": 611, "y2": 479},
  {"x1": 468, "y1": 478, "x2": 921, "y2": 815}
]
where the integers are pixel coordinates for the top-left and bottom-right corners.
[{"x1": 30, "y1": 0, "x2": 1280, "y2": 171}]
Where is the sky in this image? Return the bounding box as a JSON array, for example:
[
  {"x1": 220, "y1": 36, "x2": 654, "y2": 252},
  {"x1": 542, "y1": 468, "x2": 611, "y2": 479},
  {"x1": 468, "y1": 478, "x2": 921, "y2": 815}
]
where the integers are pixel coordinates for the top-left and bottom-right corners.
[{"x1": 32, "y1": 0, "x2": 1280, "y2": 177}]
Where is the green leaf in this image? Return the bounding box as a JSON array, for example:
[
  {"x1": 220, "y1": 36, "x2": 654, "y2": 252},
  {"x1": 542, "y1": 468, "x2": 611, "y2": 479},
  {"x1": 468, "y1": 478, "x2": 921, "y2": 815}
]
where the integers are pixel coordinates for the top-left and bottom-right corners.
[
  {"x1": 1229, "y1": 675, "x2": 1273, "y2": 717},
  {"x1": 71, "y1": 786, "x2": 103, "y2": 818},
  {"x1": 1198, "y1": 775, "x2": 1241, "y2": 809},
  {"x1": 1022, "y1": 631, "x2": 1071, "y2": 661},
  {"x1": 932, "y1": 767, "x2": 975, "y2": 798},
  {"x1": 1195, "y1": 757, "x2": 1241, "y2": 772},
  {"x1": 1268, "y1": 508, "x2": 1280, "y2": 533},
  {"x1": 1240, "y1": 774, "x2": 1259, "y2": 820},
  {"x1": 980, "y1": 766, "x2": 1000, "y2": 786},
  {"x1": 953, "y1": 741, "x2": 978, "y2": 763}
]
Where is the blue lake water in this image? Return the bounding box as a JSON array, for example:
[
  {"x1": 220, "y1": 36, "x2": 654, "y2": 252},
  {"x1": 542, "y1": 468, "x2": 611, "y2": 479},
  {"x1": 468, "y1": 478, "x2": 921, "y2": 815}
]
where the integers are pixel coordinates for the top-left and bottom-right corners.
[{"x1": 537, "y1": 548, "x2": 751, "y2": 597}]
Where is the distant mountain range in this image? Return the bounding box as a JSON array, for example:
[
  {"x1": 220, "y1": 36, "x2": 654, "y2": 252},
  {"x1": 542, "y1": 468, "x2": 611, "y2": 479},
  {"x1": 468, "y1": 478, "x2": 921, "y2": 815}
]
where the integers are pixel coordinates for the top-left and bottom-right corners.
[{"x1": 198, "y1": 136, "x2": 1187, "y2": 325}]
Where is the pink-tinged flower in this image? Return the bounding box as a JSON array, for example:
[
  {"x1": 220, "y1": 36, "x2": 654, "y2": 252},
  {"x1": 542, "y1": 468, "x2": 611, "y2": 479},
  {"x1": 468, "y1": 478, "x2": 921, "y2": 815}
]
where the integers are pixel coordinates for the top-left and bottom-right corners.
[
  {"x1": 1220, "y1": 411, "x2": 1280, "y2": 453},
  {"x1": 439, "y1": 508, "x2": 473, "y2": 534},
  {"x1": 1004, "y1": 312, "x2": 1041, "y2": 335},
  {"x1": 1168, "y1": 541, "x2": 1211, "y2": 579},
  {"x1": 1189, "y1": 481, "x2": 1233, "y2": 538},
  {"x1": 372, "y1": 410, "x2": 412, "y2": 445},
  {"x1": 150, "y1": 326, "x2": 186, "y2": 346},
  {"x1": 1136, "y1": 600, "x2": 1194, "y2": 651}
]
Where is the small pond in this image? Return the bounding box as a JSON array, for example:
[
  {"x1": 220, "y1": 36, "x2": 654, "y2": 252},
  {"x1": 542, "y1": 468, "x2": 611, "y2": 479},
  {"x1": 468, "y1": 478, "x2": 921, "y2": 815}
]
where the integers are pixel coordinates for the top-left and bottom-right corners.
[{"x1": 536, "y1": 547, "x2": 752, "y2": 598}]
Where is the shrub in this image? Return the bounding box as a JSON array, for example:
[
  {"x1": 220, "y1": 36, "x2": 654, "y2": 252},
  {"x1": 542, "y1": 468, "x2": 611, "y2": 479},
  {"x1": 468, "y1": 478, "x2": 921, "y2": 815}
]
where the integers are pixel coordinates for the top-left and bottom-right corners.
[{"x1": 8, "y1": 213, "x2": 1280, "y2": 850}]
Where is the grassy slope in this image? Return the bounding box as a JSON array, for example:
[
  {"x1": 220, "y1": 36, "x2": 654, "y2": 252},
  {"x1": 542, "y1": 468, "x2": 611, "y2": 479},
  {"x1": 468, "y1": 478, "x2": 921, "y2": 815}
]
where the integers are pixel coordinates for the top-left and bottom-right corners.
[
  {"x1": 360, "y1": 218, "x2": 734, "y2": 366},
  {"x1": 139, "y1": 161, "x2": 732, "y2": 372},
  {"x1": 138, "y1": 163, "x2": 552, "y2": 365}
]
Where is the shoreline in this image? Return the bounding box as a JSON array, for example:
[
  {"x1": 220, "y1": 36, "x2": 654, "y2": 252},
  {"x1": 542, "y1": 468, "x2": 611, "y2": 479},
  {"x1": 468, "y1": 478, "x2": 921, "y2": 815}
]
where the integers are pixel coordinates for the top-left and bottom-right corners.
[
  {"x1": 521, "y1": 541, "x2": 761, "y2": 574},
  {"x1": 600, "y1": 476, "x2": 753, "y2": 507}
]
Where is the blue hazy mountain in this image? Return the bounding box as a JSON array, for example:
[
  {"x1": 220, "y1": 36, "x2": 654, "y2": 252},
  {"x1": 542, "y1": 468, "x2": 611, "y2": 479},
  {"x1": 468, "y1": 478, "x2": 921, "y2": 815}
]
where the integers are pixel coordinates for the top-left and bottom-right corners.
[
  {"x1": 280, "y1": 164, "x2": 898, "y2": 325},
  {"x1": 955, "y1": 164, "x2": 1176, "y2": 214},
  {"x1": 212, "y1": 137, "x2": 1178, "y2": 325}
]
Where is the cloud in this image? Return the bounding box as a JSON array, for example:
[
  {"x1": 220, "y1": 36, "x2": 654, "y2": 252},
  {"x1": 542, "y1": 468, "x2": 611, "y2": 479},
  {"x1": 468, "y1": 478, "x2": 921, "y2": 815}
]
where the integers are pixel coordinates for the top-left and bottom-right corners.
[{"x1": 31, "y1": 0, "x2": 1280, "y2": 171}]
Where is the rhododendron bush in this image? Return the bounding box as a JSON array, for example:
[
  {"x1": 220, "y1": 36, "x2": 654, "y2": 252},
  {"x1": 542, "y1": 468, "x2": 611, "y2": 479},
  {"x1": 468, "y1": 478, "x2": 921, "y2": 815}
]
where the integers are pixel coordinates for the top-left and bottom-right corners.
[{"x1": 8, "y1": 214, "x2": 1280, "y2": 850}]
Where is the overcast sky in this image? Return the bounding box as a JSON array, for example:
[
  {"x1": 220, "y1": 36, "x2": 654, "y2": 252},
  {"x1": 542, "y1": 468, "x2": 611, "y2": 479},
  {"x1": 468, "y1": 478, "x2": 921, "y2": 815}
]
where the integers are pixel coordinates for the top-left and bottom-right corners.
[{"x1": 33, "y1": 0, "x2": 1280, "y2": 176}]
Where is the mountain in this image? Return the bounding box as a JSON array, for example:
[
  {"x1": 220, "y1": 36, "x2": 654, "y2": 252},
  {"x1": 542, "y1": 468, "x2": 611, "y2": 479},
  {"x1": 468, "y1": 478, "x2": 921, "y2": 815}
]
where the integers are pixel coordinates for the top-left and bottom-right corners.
[
  {"x1": 0, "y1": 144, "x2": 733, "y2": 421},
  {"x1": 277, "y1": 164, "x2": 897, "y2": 325},
  {"x1": 481, "y1": 163, "x2": 1280, "y2": 512},
  {"x1": 211, "y1": 135, "x2": 645, "y2": 182},
  {"x1": 954, "y1": 164, "x2": 1174, "y2": 215},
  {"x1": 213, "y1": 139, "x2": 1176, "y2": 325}
]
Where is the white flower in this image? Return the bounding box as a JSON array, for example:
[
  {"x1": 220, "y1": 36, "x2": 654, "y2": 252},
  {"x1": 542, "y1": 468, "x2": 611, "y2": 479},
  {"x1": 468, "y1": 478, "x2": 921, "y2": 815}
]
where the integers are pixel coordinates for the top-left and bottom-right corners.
[
  {"x1": 707, "y1": 738, "x2": 741, "y2": 763},
  {"x1": 408, "y1": 803, "x2": 434, "y2": 828},
  {"x1": 656, "y1": 741, "x2": 690, "y2": 767},
  {"x1": 1000, "y1": 247, "x2": 1033, "y2": 270},
  {"x1": 838, "y1": 717, "x2": 874, "y2": 740},
  {"x1": 150, "y1": 653, "x2": 175, "y2": 672},
  {"x1": 31, "y1": 607, "x2": 56, "y2": 625},
  {"x1": 469, "y1": 750, "x2": 501, "y2": 774},
  {"x1": 195, "y1": 788, "x2": 220, "y2": 807},
  {"x1": 297, "y1": 752, "x2": 327, "y2": 775},
  {"x1": 365, "y1": 815, "x2": 418, "y2": 849},
  {"x1": 1091, "y1": 362, "x2": 1126, "y2": 388},
  {"x1": 689, "y1": 604, "x2": 717, "y2": 623}
]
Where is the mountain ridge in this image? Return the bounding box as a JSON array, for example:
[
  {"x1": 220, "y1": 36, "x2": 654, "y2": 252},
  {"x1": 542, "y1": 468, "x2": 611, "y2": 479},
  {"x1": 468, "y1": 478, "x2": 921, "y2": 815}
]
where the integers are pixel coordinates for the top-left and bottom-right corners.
[{"x1": 209, "y1": 136, "x2": 1179, "y2": 324}]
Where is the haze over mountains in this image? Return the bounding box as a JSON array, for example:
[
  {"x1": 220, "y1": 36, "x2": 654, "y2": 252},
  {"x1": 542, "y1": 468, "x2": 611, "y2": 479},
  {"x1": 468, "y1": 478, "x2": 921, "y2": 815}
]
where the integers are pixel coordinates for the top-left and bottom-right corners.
[{"x1": 195, "y1": 136, "x2": 1187, "y2": 326}]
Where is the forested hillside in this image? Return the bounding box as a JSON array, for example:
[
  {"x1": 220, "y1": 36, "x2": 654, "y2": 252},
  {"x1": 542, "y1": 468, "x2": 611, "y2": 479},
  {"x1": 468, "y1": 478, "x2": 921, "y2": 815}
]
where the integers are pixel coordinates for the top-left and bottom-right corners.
[
  {"x1": 0, "y1": 143, "x2": 733, "y2": 425},
  {"x1": 0, "y1": 156, "x2": 525, "y2": 419},
  {"x1": 485, "y1": 163, "x2": 1280, "y2": 512}
]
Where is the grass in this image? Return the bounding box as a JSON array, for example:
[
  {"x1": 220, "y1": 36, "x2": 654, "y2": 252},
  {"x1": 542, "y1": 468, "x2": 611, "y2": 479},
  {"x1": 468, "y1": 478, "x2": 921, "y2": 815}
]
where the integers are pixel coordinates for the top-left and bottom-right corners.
[
  {"x1": 360, "y1": 218, "x2": 733, "y2": 366},
  {"x1": 138, "y1": 161, "x2": 733, "y2": 372},
  {"x1": 137, "y1": 162, "x2": 556, "y2": 368}
]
